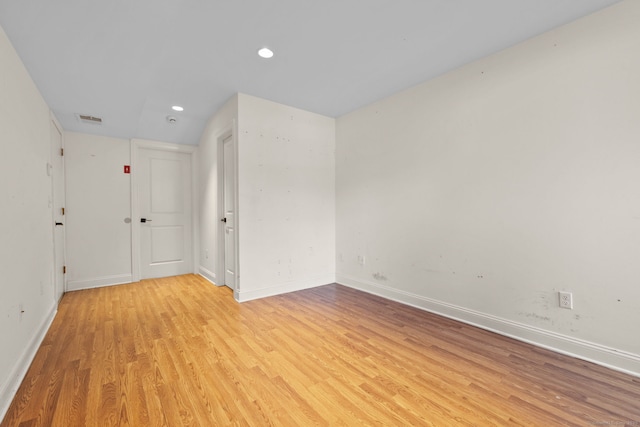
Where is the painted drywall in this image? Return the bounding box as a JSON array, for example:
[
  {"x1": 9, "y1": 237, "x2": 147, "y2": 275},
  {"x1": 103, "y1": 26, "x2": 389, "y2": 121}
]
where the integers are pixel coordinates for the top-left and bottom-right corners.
[
  {"x1": 336, "y1": 1, "x2": 640, "y2": 375},
  {"x1": 198, "y1": 95, "x2": 238, "y2": 284},
  {"x1": 0, "y1": 25, "x2": 58, "y2": 419},
  {"x1": 65, "y1": 132, "x2": 132, "y2": 290},
  {"x1": 236, "y1": 94, "x2": 336, "y2": 301},
  {"x1": 198, "y1": 94, "x2": 335, "y2": 300}
]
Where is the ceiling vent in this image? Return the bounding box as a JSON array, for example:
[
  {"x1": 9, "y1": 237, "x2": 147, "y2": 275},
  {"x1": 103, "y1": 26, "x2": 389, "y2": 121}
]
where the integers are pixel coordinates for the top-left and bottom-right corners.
[{"x1": 76, "y1": 114, "x2": 103, "y2": 125}]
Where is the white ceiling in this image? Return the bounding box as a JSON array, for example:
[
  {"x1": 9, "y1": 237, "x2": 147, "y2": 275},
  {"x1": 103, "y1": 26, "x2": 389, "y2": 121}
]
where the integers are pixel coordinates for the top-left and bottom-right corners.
[{"x1": 0, "y1": 0, "x2": 621, "y2": 145}]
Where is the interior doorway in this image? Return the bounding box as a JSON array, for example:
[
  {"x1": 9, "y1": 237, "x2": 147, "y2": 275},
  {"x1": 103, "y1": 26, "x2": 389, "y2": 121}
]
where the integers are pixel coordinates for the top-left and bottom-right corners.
[
  {"x1": 219, "y1": 133, "x2": 238, "y2": 291},
  {"x1": 132, "y1": 140, "x2": 196, "y2": 281},
  {"x1": 50, "y1": 115, "x2": 65, "y2": 303}
]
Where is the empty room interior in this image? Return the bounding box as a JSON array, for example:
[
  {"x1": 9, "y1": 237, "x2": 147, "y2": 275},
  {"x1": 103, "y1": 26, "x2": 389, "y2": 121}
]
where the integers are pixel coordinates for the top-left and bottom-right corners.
[{"x1": 1, "y1": 0, "x2": 640, "y2": 425}]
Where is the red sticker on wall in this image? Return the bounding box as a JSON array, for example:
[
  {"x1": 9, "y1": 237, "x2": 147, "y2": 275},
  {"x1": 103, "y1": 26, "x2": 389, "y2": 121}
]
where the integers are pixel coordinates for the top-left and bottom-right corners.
[{"x1": 124, "y1": 165, "x2": 130, "y2": 174}]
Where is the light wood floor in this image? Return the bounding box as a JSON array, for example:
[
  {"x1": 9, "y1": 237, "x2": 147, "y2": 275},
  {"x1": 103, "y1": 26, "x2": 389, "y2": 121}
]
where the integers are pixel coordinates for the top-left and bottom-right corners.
[{"x1": 2, "y1": 275, "x2": 639, "y2": 426}]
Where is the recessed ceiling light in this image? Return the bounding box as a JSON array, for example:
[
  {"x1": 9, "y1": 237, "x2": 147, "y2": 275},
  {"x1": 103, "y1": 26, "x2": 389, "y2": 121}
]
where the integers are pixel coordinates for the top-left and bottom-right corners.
[
  {"x1": 258, "y1": 47, "x2": 274, "y2": 59},
  {"x1": 171, "y1": 105, "x2": 184, "y2": 112}
]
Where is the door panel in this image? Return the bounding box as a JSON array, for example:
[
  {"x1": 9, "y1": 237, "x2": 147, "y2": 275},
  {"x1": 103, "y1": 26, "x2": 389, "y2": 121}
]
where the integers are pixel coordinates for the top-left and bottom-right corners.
[
  {"x1": 151, "y1": 226, "x2": 184, "y2": 263},
  {"x1": 139, "y1": 148, "x2": 192, "y2": 279},
  {"x1": 223, "y1": 136, "x2": 236, "y2": 289},
  {"x1": 51, "y1": 119, "x2": 65, "y2": 302},
  {"x1": 151, "y1": 158, "x2": 184, "y2": 213}
]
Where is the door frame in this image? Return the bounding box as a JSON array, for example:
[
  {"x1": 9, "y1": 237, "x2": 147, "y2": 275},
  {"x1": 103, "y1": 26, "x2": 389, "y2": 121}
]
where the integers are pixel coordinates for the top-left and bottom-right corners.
[
  {"x1": 50, "y1": 112, "x2": 66, "y2": 302},
  {"x1": 131, "y1": 139, "x2": 198, "y2": 282},
  {"x1": 217, "y1": 129, "x2": 240, "y2": 296}
]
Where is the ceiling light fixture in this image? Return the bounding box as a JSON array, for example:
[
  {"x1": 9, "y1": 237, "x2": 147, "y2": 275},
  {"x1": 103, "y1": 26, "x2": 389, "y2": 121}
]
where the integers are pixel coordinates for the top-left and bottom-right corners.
[
  {"x1": 171, "y1": 105, "x2": 184, "y2": 112},
  {"x1": 258, "y1": 47, "x2": 274, "y2": 59}
]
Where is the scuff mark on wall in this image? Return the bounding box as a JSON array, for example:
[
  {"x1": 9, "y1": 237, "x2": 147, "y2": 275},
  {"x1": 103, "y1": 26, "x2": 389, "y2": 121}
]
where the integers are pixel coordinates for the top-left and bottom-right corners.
[
  {"x1": 372, "y1": 272, "x2": 388, "y2": 281},
  {"x1": 519, "y1": 312, "x2": 552, "y2": 323}
]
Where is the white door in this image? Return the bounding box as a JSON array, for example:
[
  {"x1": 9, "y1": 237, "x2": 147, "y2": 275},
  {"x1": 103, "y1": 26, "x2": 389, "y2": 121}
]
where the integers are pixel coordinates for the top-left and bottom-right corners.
[
  {"x1": 223, "y1": 136, "x2": 236, "y2": 289},
  {"x1": 138, "y1": 148, "x2": 193, "y2": 279},
  {"x1": 51, "y1": 118, "x2": 65, "y2": 303}
]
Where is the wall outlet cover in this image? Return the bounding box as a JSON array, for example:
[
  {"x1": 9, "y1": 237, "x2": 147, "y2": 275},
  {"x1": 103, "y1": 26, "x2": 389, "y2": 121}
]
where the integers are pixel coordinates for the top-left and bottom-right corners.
[{"x1": 559, "y1": 291, "x2": 573, "y2": 309}]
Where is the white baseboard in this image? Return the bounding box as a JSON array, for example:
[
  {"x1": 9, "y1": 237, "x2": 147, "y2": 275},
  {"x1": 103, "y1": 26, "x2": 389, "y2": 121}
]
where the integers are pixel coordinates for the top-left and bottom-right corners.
[
  {"x1": 66, "y1": 274, "x2": 133, "y2": 291},
  {"x1": 236, "y1": 274, "x2": 336, "y2": 303},
  {"x1": 336, "y1": 274, "x2": 640, "y2": 378},
  {"x1": 0, "y1": 303, "x2": 57, "y2": 422},
  {"x1": 198, "y1": 266, "x2": 219, "y2": 286}
]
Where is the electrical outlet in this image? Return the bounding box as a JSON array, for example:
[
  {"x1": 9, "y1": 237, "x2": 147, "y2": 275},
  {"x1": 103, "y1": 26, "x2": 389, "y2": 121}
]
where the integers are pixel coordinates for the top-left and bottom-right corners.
[
  {"x1": 357, "y1": 255, "x2": 366, "y2": 265},
  {"x1": 559, "y1": 291, "x2": 573, "y2": 309}
]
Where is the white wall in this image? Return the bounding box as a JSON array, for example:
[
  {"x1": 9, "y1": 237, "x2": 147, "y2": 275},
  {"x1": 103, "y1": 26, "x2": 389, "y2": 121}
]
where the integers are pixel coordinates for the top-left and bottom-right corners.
[
  {"x1": 198, "y1": 94, "x2": 335, "y2": 301},
  {"x1": 65, "y1": 132, "x2": 132, "y2": 290},
  {"x1": 198, "y1": 95, "x2": 238, "y2": 284},
  {"x1": 336, "y1": 1, "x2": 640, "y2": 375},
  {"x1": 236, "y1": 94, "x2": 335, "y2": 301},
  {"x1": 0, "y1": 25, "x2": 58, "y2": 418}
]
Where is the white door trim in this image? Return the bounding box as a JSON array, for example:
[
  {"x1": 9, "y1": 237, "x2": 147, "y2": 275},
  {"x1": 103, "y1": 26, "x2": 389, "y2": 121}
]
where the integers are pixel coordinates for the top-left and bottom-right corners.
[
  {"x1": 131, "y1": 139, "x2": 198, "y2": 282},
  {"x1": 217, "y1": 127, "x2": 240, "y2": 296}
]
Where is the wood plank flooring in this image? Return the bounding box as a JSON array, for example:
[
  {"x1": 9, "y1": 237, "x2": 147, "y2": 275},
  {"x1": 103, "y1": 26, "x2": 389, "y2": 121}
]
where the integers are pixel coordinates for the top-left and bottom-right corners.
[{"x1": 2, "y1": 274, "x2": 639, "y2": 426}]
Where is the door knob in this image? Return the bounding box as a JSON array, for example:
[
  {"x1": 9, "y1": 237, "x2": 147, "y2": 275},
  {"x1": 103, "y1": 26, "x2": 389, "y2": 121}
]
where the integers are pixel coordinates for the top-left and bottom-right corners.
[
  {"x1": 141, "y1": 218, "x2": 152, "y2": 223},
  {"x1": 221, "y1": 218, "x2": 227, "y2": 223},
  {"x1": 55, "y1": 222, "x2": 64, "y2": 226}
]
